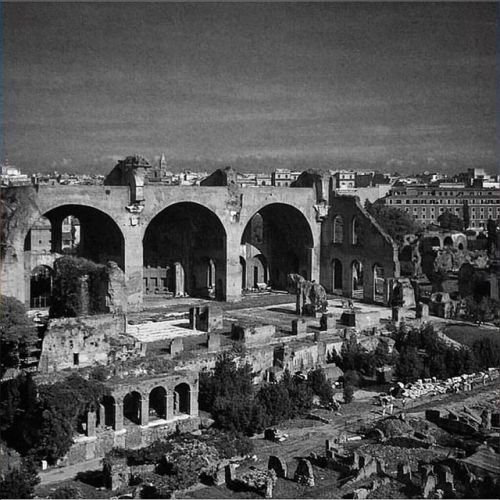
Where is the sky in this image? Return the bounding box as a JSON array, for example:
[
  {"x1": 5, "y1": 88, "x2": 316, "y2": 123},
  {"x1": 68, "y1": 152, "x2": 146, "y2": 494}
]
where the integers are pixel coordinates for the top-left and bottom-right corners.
[{"x1": 2, "y1": 1, "x2": 497, "y2": 174}]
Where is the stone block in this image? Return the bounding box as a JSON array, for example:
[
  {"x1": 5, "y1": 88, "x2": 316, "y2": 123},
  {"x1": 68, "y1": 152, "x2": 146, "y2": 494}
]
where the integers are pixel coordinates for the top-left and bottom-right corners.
[
  {"x1": 207, "y1": 333, "x2": 221, "y2": 352},
  {"x1": 320, "y1": 314, "x2": 335, "y2": 331},
  {"x1": 292, "y1": 319, "x2": 307, "y2": 337},
  {"x1": 170, "y1": 337, "x2": 183, "y2": 356},
  {"x1": 294, "y1": 458, "x2": 315, "y2": 486},
  {"x1": 422, "y1": 473, "x2": 437, "y2": 498},
  {"x1": 232, "y1": 323, "x2": 275, "y2": 345},
  {"x1": 268, "y1": 455, "x2": 287, "y2": 479},
  {"x1": 416, "y1": 302, "x2": 429, "y2": 319}
]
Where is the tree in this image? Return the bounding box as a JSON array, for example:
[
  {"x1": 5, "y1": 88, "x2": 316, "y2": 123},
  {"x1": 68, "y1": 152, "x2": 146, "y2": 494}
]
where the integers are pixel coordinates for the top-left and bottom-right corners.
[
  {"x1": 1, "y1": 374, "x2": 108, "y2": 464},
  {"x1": 256, "y1": 383, "x2": 291, "y2": 426},
  {"x1": 0, "y1": 296, "x2": 39, "y2": 375},
  {"x1": 365, "y1": 202, "x2": 422, "y2": 244},
  {"x1": 437, "y1": 210, "x2": 464, "y2": 231},
  {"x1": 307, "y1": 368, "x2": 334, "y2": 406},
  {"x1": 395, "y1": 346, "x2": 424, "y2": 381},
  {"x1": 486, "y1": 218, "x2": 498, "y2": 255},
  {"x1": 343, "y1": 384, "x2": 354, "y2": 404},
  {"x1": 0, "y1": 459, "x2": 39, "y2": 499}
]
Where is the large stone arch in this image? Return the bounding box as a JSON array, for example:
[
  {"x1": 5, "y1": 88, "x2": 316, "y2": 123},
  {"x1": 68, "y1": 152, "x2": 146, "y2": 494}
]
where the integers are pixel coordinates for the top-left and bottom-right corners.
[
  {"x1": 19, "y1": 204, "x2": 126, "y2": 309},
  {"x1": 35, "y1": 204, "x2": 126, "y2": 269},
  {"x1": 142, "y1": 202, "x2": 227, "y2": 300},
  {"x1": 240, "y1": 203, "x2": 315, "y2": 290}
]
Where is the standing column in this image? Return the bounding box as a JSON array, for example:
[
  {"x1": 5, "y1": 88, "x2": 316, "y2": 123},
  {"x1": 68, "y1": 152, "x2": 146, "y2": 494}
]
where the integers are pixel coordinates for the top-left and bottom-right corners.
[
  {"x1": 87, "y1": 410, "x2": 97, "y2": 437},
  {"x1": 114, "y1": 402, "x2": 123, "y2": 431},
  {"x1": 98, "y1": 403, "x2": 105, "y2": 429},
  {"x1": 140, "y1": 398, "x2": 149, "y2": 426},
  {"x1": 123, "y1": 225, "x2": 144, "y2": 312},
  {"x1": 166, "y1": 393, "x2": 174, "y2": 421},
  {"x1": 190, "y1": 389, "x2": 199, "y2": 417},
  {"x1": 225, "y1": 229, "x2": 242, "y2": 302}
]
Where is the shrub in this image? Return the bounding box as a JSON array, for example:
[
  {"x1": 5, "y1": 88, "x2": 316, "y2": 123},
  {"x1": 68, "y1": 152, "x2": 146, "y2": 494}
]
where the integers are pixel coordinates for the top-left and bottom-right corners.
[{"x1": 343, "y1": 384, "x2": 354, "y2": 404}]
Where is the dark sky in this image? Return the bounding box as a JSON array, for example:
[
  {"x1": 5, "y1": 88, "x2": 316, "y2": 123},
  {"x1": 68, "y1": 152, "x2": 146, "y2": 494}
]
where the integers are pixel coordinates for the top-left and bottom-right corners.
[{"x1": 2, "y1": 2, "x2": 497, "y2": 173}]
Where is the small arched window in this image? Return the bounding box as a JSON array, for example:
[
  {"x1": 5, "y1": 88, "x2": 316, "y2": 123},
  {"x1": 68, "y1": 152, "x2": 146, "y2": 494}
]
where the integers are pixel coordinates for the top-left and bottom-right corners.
[{"x1": 333, "y1": 215, "x2": 344, "y2": 243}]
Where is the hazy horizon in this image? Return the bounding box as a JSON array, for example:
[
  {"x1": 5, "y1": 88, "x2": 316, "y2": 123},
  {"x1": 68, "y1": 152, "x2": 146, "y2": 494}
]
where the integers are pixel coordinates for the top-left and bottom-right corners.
[{"x1": 3, "y1": 2, "x2": 497, "y2": 175}]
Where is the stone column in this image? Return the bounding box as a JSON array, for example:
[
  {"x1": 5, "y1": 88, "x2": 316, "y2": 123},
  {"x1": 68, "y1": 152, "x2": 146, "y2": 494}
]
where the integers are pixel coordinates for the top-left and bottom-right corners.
[
  {"x1": 114, "y1": 402, "x2": 123, "y2": 431},
  {"x1": 87, "y1": 410, "x2": 96, "y2": 437},
  {"x1": 140, "y1": 398, "x2": 149, "y2": 426},
  {"x1": 190, "y1": 390, "x2": 199, "y2": 417},
  {"x1": 166, "y1": 393, "x2": 174, "y2": 421},
  {"x1": 98, "y1": 403, "x2": 105, "y2": 428},
  {"x1": 123, "y1": 225, "x2": 144, "y2": 312},
  {"x1": 225, "y1": 231, "x2": 242, "y2": 302},
  {"x1": 308, "y1": 245, "x2": 320, "y2": 284}
]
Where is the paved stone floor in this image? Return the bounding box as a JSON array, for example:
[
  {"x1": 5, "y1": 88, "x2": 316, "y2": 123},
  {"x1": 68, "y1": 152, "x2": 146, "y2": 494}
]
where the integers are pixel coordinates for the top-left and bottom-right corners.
[{"x1": 128, "y1": 295, "x2": 394, "y2": 343}]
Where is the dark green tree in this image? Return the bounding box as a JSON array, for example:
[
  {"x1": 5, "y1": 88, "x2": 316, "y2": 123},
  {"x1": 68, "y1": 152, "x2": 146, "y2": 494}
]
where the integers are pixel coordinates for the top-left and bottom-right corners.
[
  {"x1": 255, "y1": 383, "x2": 291, "y2": 426},
  {"x1": 437, "y1": 210, "x2": 464, "y2": 231},
  {"x1": 365, "y1": 202, "x2": 422, "y2": 244},
  {"x1": 307, "y1": 368, "x2": 334, "y2": 406},
  {"x1": 0, "y1": 296, "x2": 39, "y2": 375},
  {"x1": 395, "y1": 346, "x2": 424, "y2": 381}
]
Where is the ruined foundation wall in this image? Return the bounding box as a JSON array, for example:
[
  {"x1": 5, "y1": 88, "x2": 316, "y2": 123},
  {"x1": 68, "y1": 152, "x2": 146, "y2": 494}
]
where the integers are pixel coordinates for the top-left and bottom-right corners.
[{"x1": 39, "y1": 314, "x2": 127, "y2": 372}]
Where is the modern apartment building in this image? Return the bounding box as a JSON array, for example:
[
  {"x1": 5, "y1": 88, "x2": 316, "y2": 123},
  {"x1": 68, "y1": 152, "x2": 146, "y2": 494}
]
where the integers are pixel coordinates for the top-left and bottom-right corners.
[{"x1": 383, "y1": 185, "x2": 500, "y2": 230}]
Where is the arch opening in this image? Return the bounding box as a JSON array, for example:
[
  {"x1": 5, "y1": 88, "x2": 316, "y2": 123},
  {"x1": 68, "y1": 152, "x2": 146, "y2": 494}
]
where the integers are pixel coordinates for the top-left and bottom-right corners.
[
  {"x1": 351, "y1": 260, "x2": 364, "y2": 299},
  {"x1": 37, "y1": 205, "x2": 125, "y2": 269},
  {"x1": 373, "y1": 264, "x2": 385, "y2": 303},
  {"x1": 241, "y1": 203, "x2": 314, "y2": 291},
  {"x1": 174, "y1": 383, "x2": 191, "y2": 415},
  {"x1": 149, "y1": 386, "x2": 167, "y2": 421},
  {"x1": 352, "y1": 217, "x2": 361, "y2": 245},
  {"x1": 443, "y1": 236, "x2": 453, "y2": 247},
  {"x1": 30, "y1": 265, "x2": 52, "y2": 308},
  {"x1": 102, "y1": 395, "x2": 116, "y2": 429},
  {"x1": 123, "y1": 391, "x2": 142, "y2": 425},
  {"x1": 143, "y1": 203, "x2": 227, "y2": 300},
  {"x1": 331, "y1": 259, "x2": 343, "y2": 292},
  {"x1": 333, "y1": 215, "x2": 344, "y2": 244}
]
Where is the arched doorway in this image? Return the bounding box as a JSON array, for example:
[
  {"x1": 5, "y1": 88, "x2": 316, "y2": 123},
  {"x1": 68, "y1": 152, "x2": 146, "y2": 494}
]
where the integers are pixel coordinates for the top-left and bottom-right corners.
[
  {"x1": 351, "y1": 260, "x2": 364, "y2": 298},
  {"x1": 30, "y1": 265, "x2": 52, "y2": 308},
  {"x1": 240, "y1": 256, "x2": 246, "y2": 291},
  {"x1": 241, "y1": 204, "x2": 314, "y2": 290},
  {"x1": 143, "y1": 203, "x2": 227, "y2": 299},
  {"x1": 123, "y1": 391, "x2": 142, "y2": 425},
  {"x1": 373, "y1": 264, "x2": 385, "y2": 303},
  {"x1": 430, "y1": 236, "x2": 441, "y2": 248},
  {"x1": 149, "y1": 386, "x2": 167, "y2": 420},
  {"x1": 331, "y1": 259, "x2": 342, "y2": 292},
  {"x1": 174, "y1": 383, "x2": 191, "y2": 415},
  {"x1": 443, "y1": 236, "x2": 453, "y2": 247}
]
